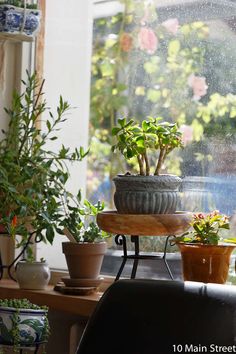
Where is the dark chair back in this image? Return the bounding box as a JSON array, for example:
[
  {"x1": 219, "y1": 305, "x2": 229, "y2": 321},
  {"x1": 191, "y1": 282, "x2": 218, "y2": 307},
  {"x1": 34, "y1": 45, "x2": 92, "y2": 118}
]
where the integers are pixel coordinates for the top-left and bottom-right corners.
[{"x1": 76, "y1": 279, "x2": 236, "y2": 354}]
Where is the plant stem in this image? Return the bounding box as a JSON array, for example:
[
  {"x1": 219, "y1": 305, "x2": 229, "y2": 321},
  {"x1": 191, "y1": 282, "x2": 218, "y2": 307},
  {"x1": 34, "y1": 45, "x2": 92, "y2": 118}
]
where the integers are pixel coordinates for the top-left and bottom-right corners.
[
  {"x1": 138, "y1": 155, "x2": 145, "y2": 175},
  {"x1": 154, "y1": 147, "x2": 165, "y2": 175},
  {"x1": 144, "y1": 151, "x2": 150, "y2": 176}
]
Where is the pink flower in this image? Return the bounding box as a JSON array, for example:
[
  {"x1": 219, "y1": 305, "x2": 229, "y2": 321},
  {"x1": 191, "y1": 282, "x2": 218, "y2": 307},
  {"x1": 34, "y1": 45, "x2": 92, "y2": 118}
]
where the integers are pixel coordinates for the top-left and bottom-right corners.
[
  {"x1": 162, "y1": 18, "x2": 179, "y2": 35},
  {"x1": 194, "y1": 213, "x2": 205, "y2": 220},
  {"x1": 138, "y1": 27, "x2": 158, "y2": 54},
  {"x1": 179, "y1": 125, "x2": 193, "y2": 145},
  {"x1": 210, "y1": 210, "x2": 220, "y2": 217},
  {"x1": 120, "y1": 32, "x2": 133, "y2": 52},
  {"x1": 188, "y1": 74, "x2": 208, "y2": 100}
]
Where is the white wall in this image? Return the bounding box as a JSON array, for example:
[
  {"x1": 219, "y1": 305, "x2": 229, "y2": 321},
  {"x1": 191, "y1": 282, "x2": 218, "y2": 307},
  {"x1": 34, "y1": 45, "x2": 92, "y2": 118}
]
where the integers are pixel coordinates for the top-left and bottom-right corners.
[
  {"x1": 37, "y1": 0, "x2": 93, "y2": 268},
  {"x1": 0, "y1": 42, "x2": 18, "y2": 138}
]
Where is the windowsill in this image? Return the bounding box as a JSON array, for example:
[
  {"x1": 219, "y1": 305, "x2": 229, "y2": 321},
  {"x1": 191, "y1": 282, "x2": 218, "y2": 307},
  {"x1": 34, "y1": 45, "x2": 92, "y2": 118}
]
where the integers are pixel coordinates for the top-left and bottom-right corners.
[{"x1": 0, "y1": 280, "x2": 103, "y2": 317}]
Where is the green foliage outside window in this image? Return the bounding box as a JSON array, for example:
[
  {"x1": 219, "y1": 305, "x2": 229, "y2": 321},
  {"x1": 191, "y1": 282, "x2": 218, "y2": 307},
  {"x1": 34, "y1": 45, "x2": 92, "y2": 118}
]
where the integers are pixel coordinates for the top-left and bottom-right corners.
[{"x1": 88, "y1": 0, "x2": 236, "y2": 212}]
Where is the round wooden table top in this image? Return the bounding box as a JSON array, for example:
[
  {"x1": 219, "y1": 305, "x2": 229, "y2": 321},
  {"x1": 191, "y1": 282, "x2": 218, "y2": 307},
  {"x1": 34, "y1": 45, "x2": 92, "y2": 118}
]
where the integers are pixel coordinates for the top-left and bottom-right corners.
[{"x1": 97, "y1": 211, "x2": 192, "y2": 236}]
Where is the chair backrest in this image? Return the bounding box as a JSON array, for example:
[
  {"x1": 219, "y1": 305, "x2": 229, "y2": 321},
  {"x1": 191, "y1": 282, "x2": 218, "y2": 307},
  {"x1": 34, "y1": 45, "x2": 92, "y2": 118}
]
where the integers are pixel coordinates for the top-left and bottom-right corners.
[{"x1": 76, "y1": 279, "x2": 236, "y2": 354}]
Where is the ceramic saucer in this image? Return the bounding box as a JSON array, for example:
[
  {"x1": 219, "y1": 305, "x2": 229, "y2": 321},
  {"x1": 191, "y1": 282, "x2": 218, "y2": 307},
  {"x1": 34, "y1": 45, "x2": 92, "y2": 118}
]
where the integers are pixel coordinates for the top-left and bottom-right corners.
[{"x1": 61, "y1": 276, "x2": 104, "y2": 288}]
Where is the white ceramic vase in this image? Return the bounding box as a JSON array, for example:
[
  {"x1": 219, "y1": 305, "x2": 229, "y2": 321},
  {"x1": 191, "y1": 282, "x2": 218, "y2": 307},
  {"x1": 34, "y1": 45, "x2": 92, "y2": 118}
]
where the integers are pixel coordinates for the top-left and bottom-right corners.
[{"x1": 16, "y1": 261, "x2": 51, "y2": 290}]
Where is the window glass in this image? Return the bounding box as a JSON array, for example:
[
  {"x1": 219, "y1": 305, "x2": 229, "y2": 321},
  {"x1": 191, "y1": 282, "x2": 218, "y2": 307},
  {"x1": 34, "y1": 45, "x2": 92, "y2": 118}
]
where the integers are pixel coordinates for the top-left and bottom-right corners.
[{"x1": 88, "y1": 0, "x2": 236, "y2": 258}]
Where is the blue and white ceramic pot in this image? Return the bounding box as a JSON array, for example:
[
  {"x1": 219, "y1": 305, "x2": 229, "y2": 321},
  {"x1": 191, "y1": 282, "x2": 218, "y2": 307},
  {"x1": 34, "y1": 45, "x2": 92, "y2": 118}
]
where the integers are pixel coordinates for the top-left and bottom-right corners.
[
  {"x1": 0, "y1": 307, "x2": 47, "y2": 347},
  {"x1": 0, "y1": 5, "x2": 41, "y2": 37}
]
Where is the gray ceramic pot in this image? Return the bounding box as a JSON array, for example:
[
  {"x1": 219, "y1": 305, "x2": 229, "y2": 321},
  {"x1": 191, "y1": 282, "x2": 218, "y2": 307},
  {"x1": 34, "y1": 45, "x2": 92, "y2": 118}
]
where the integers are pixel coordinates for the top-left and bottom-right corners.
[{"x1": 113, "y1": 174, "x2": 182, "y2": 214}]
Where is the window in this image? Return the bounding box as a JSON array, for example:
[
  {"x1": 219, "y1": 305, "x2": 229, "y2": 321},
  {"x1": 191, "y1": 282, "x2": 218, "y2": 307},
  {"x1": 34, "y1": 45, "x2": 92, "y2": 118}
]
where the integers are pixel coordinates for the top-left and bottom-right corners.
[{"x1": 87, "y1": 0, "x2": 236, "y2": 279}]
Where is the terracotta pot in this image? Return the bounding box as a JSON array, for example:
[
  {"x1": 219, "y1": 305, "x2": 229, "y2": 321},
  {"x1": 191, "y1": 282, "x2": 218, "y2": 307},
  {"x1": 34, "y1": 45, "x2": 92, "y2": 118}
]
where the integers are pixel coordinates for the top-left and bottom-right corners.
[
  {"x1": 177, "y1": 243, "x2": 235, "y2": 284},
  {"x1": 113, "y1": 174, "x2": 182, "y2": 214},
  {"x1": 62, "y1": 242, "x2": 107, "y2": 279}
]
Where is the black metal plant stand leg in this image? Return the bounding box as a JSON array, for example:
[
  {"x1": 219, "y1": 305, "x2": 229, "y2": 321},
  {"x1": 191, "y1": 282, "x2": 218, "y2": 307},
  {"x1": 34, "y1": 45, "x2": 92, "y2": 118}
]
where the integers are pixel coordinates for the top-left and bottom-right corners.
[
  {"x1": 115, "y1": 234, "x2": 175, "y2": 281},
  {"x1": 130, "y1": 235, "x2": 139, "y2": 279},
  {"x1": 0, "y1": 231, "x2": 43, "y2": 281},
  {"x1": 114, "y1": 235, "x2": 128, "y2": 281},
  {"x1": 162, "y1": 235, "x2": 175, "y2": 280}
]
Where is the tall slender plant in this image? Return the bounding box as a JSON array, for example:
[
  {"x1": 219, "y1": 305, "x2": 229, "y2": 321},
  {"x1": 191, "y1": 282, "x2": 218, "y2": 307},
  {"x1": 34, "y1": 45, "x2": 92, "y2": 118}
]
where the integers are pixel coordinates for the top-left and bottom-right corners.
[{"x1": 0, "y1": 72, "x2": 87, "y2": 258}]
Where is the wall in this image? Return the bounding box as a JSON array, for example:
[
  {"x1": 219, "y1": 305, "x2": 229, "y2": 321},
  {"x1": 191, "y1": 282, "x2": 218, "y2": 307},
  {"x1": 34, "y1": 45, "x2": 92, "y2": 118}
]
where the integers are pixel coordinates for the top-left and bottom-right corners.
[{"x1": 37, "y1": 0, "x2": 93, "y2": 268}]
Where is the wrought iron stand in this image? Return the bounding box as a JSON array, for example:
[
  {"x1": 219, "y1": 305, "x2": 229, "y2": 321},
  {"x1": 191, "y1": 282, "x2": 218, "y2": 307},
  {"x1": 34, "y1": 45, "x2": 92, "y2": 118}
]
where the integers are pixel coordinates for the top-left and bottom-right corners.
[
  {"x1": 97, "y1": 211, "x2": 192, "y2": 281},
  {"x1": 114, "y1": 234, "x2": 174, "y2": 281},
  {"x1": 0, "y1": 231, "x2": 43, "y2": 281}
]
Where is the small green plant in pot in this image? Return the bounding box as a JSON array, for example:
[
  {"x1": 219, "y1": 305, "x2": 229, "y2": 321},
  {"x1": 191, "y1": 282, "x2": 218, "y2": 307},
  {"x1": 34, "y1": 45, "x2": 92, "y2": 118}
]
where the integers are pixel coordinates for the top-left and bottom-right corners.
[
  {"x1": 111, "y1": 117, "x2": 183, "y2": 214},
  {"x1": 0, "y1": 298, "x2": 50, "y2": 353},
  {"x1": 60, "y1": 191, "x2": 110, "y2": 286},
  {"x1": 173, "y1": 210, "x2": 236, "y2": 284}
]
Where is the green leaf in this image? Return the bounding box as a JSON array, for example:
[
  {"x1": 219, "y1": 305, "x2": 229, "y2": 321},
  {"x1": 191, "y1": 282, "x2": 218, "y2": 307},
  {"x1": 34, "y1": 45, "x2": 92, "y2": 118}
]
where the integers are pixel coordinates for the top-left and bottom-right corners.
[
  {"x1": 46, "y1": 226, "x2": 54, "y2": 244},
  {"x1": 118, "y1": 118, "x2": 126, "y2": 127},
  {"x1": 112, "y1": 127, "x2": 121, "y2": 135},
  {"x1": 126, "y1": 147, "x2": 134, "y2": 158},
  {"x1": 100, "y1": 60, "x2": 114, "y2": 77},
  {"x1": 147, "y1": 89, "x2": 161, "y2": 103},
  {"x1": 142, "y1": 120, "x2": 149, "y2": 131},
  {"x1": 168, "y1": 40, "x2": 180, "y2": 56},
  {"x1": 46, "y1": 120, "x2": 51, "y2": 130},
  {"x1": 143, "y1": 61, "x2": 158, "y2": 74}
]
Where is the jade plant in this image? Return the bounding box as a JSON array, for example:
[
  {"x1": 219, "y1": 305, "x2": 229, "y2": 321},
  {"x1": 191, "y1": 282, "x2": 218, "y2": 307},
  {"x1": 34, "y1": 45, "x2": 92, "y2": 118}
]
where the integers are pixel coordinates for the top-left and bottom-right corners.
[
  {"x1": 0, "y1": 298, "x2": 50, "y2": 353},
  {"x1": 112, "y1": 117, "x2": 183, "y2": 176},
  {"x1": 0, "y1": 71, "x2": 87, "y2": 259}
]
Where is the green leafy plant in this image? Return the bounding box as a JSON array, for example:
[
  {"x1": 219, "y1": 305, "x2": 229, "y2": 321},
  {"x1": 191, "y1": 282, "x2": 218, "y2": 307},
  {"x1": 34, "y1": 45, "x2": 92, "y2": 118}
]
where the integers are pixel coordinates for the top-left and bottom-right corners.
[
  {"x1": 0, "y1": 298, "x2": 49, "y2": 353},
  {"x1": 175, "y1": 210, "x2": 230, "y2": 245},
  {"x1": 0, "y1": 72, "x2": 88, "y2": 259},
  {"x1": 60, "y1": 190, "x2": 110, "y2": 243},
  {"x1": 111, "y1": 116, "x2": 183, "y2": 176}
]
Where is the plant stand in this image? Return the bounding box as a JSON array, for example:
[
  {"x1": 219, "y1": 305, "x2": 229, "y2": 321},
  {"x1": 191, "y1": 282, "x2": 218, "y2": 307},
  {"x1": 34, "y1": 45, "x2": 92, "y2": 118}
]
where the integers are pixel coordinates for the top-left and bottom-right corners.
[
  {"x1": 0, "y1": 230, "x2": 43, "y2": 281},
  {"x1": 97, "y1": 211, "x2": 192, "y2": 281}
]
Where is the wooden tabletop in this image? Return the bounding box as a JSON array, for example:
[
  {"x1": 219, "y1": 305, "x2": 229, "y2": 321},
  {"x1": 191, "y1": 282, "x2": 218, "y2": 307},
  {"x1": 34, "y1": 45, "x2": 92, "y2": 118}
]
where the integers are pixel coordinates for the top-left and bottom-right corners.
[
  {"x1": 0, "y1": 280, "x2": 102, "y2": 317},
  {"x1": 97, "y1": 211, "x2": 192, "y2": 236}
]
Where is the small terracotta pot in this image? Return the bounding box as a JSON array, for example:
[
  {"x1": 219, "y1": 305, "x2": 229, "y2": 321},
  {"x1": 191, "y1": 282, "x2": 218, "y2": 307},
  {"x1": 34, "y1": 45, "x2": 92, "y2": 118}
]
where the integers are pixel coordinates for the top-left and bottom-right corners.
[
  {"x1": 177, "y1": 243, "x2": 235, "y2": 284},
  {"x1": 62, "y1": 242, "x2": 107, "y2": 279}
]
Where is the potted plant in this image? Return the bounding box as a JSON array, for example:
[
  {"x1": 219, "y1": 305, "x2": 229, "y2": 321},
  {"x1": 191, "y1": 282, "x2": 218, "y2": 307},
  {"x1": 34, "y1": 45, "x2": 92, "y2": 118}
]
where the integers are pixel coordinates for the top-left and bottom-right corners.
[
  {"x1": 0, "y1": 0, "x2": 41, "y2": 41},
  {"x1": 60, "y1": 192, "x2": 110, "y2": 287},
  {"x1": 0, "y1": 298, "x2": 49, "y2": 353},
  {"x1": 0, "y1": 71, "x2": 87, "y2": 279},
  {"x1": 174, "y1": 210, "x2": 236, "y2": 284},
  {"x1": 111, "y1": 117, "x2": 183, "y2": 214}
]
